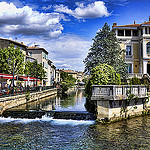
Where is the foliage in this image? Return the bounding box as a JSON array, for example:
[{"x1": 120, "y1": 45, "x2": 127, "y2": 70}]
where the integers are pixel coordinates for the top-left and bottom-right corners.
[
  {"x1": 120, "y1": 88, "x2": 138, "y2": 118},
  {"x1": 84, "y1": 23, "x2": 128, "y2": 79},
  {"x1": 82, "y1": 77, "x2": 88, "y2": 85},
  {"x1": 90, "y1": 63, "x2": 121, "y2": 85},
  {"x1": 85, "y1": 64, "x2": 121, "y2": 113},
  {"x1": 60, "y1": 72, "x2": 76, "y2": 93},
  {"x1": 0, "y1": 44, "x2": 25, "y2": 75},
  {"x1": 25, "y1": 60, "x2": 46, "y2": 80},
  {"x1": 129, "y1": 77, "x2": 141, "y2": 85},
  {"x1": 25, "y1": 91, "x2": 30, "y2": 101}
]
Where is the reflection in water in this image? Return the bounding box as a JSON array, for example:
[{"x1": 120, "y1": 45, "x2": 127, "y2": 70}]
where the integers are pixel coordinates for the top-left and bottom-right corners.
[
  {"x1": 8, "y1": 89, "x2": 86, "y2": 112},
  {"x1": 1, "y1": 89, "x2": 150, "y2": 149},
  {"x1": 55, "y1": 89, "x2": 86, "y2": 111}
]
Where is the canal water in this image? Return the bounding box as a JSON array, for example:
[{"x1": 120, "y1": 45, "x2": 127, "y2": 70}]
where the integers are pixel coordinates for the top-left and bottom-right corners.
[{"x1": 0, "y1": 89, "x2": 150, "y2": 149}]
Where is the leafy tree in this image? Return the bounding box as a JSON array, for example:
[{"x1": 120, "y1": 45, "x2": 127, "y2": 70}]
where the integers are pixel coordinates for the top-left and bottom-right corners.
[
  {"x1": 84, "y1": 23, "x2": 128, "y2": 79},
  {"x1": 25, "y1": 60, "x2": 46, "y2": 80},
  {"x1": 90, "y1": 63, "x2": 121, "y2": 85},
  {"x1": 85, "y1": 63, "x2": 121, "y2": 113},
  {"x1": 129, "y1": 77, "x2": 141, "y2": 85},
  {"x1": 0, "y1": 44, "x2": 25, "y2": 75},
  {"x1": 60, "y1": 71, "x2": 76, "y2": 93}
]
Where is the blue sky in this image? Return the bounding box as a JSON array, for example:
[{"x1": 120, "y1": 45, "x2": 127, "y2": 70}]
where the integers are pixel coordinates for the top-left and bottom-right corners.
[{"x1": 0, "y1": 0, "x2": 150, "y2": 71}]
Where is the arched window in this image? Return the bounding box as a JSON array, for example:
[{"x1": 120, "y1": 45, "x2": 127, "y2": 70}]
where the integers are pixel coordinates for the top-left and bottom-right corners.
[{"x1": 147, "y1": 42, "x2": 150, "y2": 54}]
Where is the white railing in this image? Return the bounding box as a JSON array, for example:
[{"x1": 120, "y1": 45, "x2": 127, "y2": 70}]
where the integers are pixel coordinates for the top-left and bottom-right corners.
[
  {"x1": 91, "y1": 85, "x2": 147, "y2": 101},
  {"x1": 128, "y1": 73, "x2": 143, "y2": 79}
]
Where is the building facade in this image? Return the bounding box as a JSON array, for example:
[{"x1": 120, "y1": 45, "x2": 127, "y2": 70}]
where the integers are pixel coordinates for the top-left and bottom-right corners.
[
  {"x1": 112, "y1": 18, "x2": 150, "y2": 77},
  {"x1": 27, "y1": 45, "x2": 50, "y2": 85}
]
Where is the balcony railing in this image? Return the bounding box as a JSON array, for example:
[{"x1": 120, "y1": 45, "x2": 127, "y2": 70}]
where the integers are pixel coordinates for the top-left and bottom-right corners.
[{"x1": 91, "y1": 85, "x2": 147, "y2": 101}]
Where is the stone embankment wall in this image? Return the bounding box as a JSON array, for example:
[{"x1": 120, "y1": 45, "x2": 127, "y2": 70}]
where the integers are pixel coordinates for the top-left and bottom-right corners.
[
  {"x1": 0, "y1": 88, "x2": 57, "y2": 115},
  {"x1": 91, "y1": 85, "x2": 149, "y2": 122}
]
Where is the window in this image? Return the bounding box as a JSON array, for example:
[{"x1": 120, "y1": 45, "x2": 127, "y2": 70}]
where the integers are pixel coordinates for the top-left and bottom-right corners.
[
  {"x1": 118, "y1": 30, "x2": 124, "y2": 36},
  {"x1": 127, "y1": 64, "x2": 132, "y2": 73},
  {"x1": 30, "y1": 52, "x2": 32, "y2": 57},
  {"x1": 45, "y1": 63, "x2": 48, "y2": 69},
  {"x1": 145, "y1": 27, "x2": 148, "y2": 34},
  {"x1": 125, "y1": 30, "x2": 131, "y2": 36},
  {"x1": 141, "y1": 29, "x2": 143, "y2": 35},
  {"x1": 133, "y1": 30, "x2": 138, "y2": 36},
  {"x1": 126, "y1": 46, "x2": 131, "y2": 56},
  {"x1": 147, "y1": 42, "x2": 150, "y2": 54}
]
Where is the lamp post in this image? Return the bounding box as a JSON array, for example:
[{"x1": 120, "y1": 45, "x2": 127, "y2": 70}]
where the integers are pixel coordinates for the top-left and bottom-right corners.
[{"x1": 12, "y1": 57, "x2": 15, "y2": 95}]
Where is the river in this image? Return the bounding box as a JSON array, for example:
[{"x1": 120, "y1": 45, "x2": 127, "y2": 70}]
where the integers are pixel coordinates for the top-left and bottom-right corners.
[{"x1": 0, "y1": 89, "x2": 150, "y2": 149}]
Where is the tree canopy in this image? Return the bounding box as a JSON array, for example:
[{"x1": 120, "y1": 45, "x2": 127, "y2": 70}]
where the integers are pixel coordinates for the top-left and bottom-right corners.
[
  {"x1": 0, "y1": 44, "x2": 25, "y2": 75},
  {"x1": 60, "y1": 71, "x2": 76, "y2": 92},
  {"x1": 25, "y1": 60, "x2": 46, "y2": 80},
  {"x1": 84, "y1": 23, "x2": 128, "y2": 79},
  {"x1": 90, "y1": 63, "x2": 121, "y2": 85}
]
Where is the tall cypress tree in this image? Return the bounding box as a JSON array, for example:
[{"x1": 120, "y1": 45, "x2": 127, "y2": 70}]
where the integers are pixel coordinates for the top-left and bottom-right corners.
[{"x1": 84, "y1": 23, "x2": 127, "y2": 79}]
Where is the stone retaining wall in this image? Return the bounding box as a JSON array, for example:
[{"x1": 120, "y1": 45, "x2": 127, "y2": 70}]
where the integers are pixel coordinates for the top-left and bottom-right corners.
[
  {"x1": 0, "y1": 88, "x2": 57, "y2": 115},
  {"x1": 91, "y1": 85, "x2": 149, "y2": 122}
]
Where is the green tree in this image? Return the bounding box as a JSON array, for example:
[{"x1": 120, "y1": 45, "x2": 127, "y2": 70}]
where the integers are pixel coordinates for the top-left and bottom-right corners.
[
  {"x1": 60, "y1": 71, "x2": 76, "y2": 93},
  {"x1": 25, "y1": 60, "x2": 46, "y2": 80},
  {"x1": 0, "y1": 44, "x2": 25, "y2": 75},
  {"x1": 90, "y1": 63, "x2": 121, "y2": 85},
  {"x1": 85, "y1": 63, "x2": 121, "y2": 113},
  {"x1": 84, "y1": 23, "x2": 127, "y2": 79}
]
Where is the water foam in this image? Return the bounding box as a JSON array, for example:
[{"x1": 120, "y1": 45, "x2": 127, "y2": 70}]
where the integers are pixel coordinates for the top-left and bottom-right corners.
[{"x1": 0, "y1": 116, "x2": 95, "y2": 126}]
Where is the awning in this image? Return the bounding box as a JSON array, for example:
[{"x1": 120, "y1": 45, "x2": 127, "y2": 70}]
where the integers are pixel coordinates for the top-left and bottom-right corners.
[
  {"x1": 18, "y1": 76, "x2": 39, "y2": 81},
  {"x1": 0, "y1": 73, "x2": 16, "y2": 79}
]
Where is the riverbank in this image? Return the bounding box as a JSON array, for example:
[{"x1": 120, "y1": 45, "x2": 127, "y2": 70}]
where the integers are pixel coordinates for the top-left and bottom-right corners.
[{"x1": 0, "y1": 88, "x2": 57, "y2": 115}]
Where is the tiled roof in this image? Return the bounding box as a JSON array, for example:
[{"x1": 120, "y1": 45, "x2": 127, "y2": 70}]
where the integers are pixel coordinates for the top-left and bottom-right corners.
[
  {"x1": 27, "y1": 46, "x2": 48, "y2": 54},
  {"x1": 62, "y1": 70, "x2": 77, "y2": 74},
  {"x1": 114, "y1": 21, "x2": 150, "y2": 28},
  {"x1": 115, "y1": 24, "x2": 140, "y2": 27},
  {"x1": 142, "y1": 21, "x2": 150, "y2": 25},
  {"x1": 0, "y1": 38, "x2": 27, "y2": 47}
]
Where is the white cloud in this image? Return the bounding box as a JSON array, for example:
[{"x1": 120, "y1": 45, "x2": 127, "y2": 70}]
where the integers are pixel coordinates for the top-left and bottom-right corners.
[
  {"x1": 0, "y1": 2, "x2": 65, "y2": 38},
  {"x1": 42, "y1": 5, "x2": 52, "y2": 11},
  {"x1": 54, "y1": 1, "x2": 110, "y2": 19},
  {"x1": 18, "y1": 34, "x2": 91, "y2": 71}
]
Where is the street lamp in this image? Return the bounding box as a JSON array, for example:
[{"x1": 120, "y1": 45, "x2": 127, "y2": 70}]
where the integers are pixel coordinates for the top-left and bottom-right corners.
[{"x1": 12, "y1": 55, "x2": 15, "y2": 95}]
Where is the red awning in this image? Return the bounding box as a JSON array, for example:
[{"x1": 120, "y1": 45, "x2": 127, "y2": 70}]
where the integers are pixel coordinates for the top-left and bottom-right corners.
[
  {"x1": 18, "y1": 76, "x2": 29, "y2": 81},
  {"x1": 18, "y1": 76, "x2": 39, "y2": 81},
  {"x1": 30, "y1": 77, "x2": 40, "y2": 81},
  {"x1": 0, "y1": 73, "x2": 16, "y2": 79}
]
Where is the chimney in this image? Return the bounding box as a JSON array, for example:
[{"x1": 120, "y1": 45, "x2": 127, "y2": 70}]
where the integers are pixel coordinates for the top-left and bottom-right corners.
[
  {"x1": 134, "y1": 21, "x2": 136, "y2": 24},
  {"x1": 112, "y1": 23, "x2": 117, "y2": 28},
  {"x1": 149, "y1": 16, "x2": 150, "y2": 21},
  {"x1": 21, "y1": 42, "x2": 23, "y2": 45},
  {"x1": 35, "y1": 45, "x2": 38, "y2": 48}
]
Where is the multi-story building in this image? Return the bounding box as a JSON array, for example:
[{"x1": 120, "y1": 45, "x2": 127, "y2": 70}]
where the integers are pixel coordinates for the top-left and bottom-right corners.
[
  {"x1": 50, "y1": 64, "x2": 56, "y2": 86},
  {"x1": 56, "y1": 69, "x2": 61, "y2": 83},
  {"x1": 27, "y1": 45, "x2": 50, "y2": 85},
  {"x1": 0, "y1": 38, "x2": 27, "y2": 60},
  {"x1": 112, "y1": 18, "x2": 150, "y2": 77}
]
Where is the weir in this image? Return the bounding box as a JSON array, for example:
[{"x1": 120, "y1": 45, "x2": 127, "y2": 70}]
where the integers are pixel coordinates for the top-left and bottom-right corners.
[
  {"x1": 91, "y1": 85, "x2": 149, "y2": 121},
  {"x1": 2, "y1": 110, "x2": 96, "y2": 120}
]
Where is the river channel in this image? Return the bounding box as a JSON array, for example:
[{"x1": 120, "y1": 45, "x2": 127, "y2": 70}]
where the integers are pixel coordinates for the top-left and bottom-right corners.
[{"x1": 0, "y1": 89, "x2": 150, "y2": 149}]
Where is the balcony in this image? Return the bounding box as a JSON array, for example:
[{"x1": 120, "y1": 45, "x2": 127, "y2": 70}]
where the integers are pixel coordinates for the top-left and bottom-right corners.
[{"x1": 91, "y1": 85, "x2": 147, "y2": 101}]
